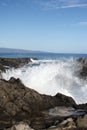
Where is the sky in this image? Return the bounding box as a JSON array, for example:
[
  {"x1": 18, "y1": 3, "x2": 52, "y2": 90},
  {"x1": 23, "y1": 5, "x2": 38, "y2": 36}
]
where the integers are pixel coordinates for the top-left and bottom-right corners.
[{"x1": 0, "y1": 0, "x2": 87, "y2": 53}]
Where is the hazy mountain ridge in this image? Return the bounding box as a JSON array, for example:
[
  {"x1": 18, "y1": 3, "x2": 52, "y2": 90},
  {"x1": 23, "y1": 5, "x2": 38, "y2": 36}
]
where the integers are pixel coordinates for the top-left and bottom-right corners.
[{"x1": 0, "y1": 48, "x2": 43, "y2": 53}]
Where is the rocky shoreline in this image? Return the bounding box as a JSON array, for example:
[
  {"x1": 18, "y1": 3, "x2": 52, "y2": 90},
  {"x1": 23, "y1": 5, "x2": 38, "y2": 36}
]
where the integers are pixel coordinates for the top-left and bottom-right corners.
[
  {"x1": 0, "y1": 77, "x2": 87, "y2": 130},
  {"x1": 0, "y1": 58, "x2": 87, "y2": 130},
  {"x1": 0, "y1": 57, "x2": 37, "y2": 72}
]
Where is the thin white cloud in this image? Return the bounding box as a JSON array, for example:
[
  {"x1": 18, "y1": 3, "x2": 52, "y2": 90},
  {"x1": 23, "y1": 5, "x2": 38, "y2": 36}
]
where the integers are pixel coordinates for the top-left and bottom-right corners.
[
  {"x1": 1, "y1": 0, "x2": 87, "y2": 9},
  {"x1": 33, "y1": 0, "x2": 87, "y2": 9},
  {"x1": 56, "y1": 4, "x2": 87, "y2": 9}
]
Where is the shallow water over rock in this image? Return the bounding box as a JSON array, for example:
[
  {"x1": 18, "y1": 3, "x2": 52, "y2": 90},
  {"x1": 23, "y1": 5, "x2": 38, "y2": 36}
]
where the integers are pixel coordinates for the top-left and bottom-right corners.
[{"x1": 49, "y1": 106, "x2": 87, "y2": 117}]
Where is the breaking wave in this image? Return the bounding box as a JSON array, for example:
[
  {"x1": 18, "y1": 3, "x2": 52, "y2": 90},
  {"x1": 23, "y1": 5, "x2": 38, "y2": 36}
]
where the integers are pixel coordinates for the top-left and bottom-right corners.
[{"x1": 1, "y1": 58, "x2": 87, "y2": 104}]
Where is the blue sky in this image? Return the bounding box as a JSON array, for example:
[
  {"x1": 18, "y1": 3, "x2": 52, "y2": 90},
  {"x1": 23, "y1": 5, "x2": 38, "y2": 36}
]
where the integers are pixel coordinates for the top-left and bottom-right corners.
[{"x1": 0, "y1": 0, "x2": 87, "y2": 53}]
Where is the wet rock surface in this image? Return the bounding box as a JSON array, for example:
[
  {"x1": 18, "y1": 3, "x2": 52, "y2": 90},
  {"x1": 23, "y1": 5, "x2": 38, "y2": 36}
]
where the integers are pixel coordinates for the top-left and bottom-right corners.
[
  {"x1": 0, "y1": 58, "x2": 38, "y2": 72},
  {"x1": 77, "y1": 58, "x2": 87, "y2": 77}
]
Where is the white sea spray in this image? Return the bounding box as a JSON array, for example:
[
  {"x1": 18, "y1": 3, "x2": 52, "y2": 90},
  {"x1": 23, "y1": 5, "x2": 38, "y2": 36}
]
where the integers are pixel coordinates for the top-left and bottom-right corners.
[{"x1": 1, "y1": 58, "x2": 87, "y2": 104}]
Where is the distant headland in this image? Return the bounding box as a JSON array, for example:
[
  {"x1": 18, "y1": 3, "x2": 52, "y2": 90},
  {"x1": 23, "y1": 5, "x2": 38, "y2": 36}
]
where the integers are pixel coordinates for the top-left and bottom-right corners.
[{"x1": 0, "y1": 47, "x2": 45, "y2": 53}]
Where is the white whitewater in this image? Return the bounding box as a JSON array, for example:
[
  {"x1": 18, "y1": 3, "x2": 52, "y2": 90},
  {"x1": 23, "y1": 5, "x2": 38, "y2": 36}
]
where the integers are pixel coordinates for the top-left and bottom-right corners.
[{"x1": 1, "y1": 58, "x2": 87, "y2": 104}]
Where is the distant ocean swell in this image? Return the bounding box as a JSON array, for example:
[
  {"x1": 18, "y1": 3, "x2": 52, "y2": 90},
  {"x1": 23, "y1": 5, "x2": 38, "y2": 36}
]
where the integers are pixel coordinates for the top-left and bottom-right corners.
[{"x1": 1, "y1": 58, "x2": 87, "y2": 104}]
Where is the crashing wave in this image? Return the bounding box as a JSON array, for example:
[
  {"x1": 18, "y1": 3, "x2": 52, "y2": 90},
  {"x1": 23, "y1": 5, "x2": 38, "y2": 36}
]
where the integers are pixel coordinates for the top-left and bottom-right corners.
[{"x1": 1, "y1": 58, "x2": 87, "y2": 104}]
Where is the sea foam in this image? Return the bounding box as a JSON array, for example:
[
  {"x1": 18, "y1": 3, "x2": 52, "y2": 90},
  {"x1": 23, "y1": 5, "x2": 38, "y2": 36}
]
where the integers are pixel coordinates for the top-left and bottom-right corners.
[{"x1": 1, "y1": 58, "x2": 87, "y2": 104}]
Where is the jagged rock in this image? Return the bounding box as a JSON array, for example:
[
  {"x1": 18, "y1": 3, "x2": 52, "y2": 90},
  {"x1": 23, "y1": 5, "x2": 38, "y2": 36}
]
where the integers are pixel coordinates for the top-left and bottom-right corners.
[
  {"x1": 0, "y1": 77, "x2": 76, "y2": 129},
  {"x1": 55, "y1": 93, "x2": 76, "y2": 107},
  {"x1": 0, "y1": 58, "x2": 32, "y2": 72}
]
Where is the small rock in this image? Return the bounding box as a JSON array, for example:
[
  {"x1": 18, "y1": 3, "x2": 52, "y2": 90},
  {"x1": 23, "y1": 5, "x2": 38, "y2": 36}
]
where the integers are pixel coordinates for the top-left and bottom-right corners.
[
  {"x1": 76, "y1": 114, "x2": 87, "y2": 127},
  {"x1": 59, "y1": 118, "x2": 76, "y2": 129},
  {"x1": 7, "y1": 122, "x2": 34, "y2": 130}
]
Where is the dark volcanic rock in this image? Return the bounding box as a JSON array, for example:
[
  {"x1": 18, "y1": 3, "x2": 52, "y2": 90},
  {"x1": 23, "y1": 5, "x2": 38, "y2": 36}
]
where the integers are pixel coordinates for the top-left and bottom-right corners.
[
  {"x1": 0, "y1": 64, "x2": 5, "y2": 72},
  {"x1": 77, "y1": 58, "x2": 87, "y2": 77},
  {"x1": 0, "y1": 58, "x2": 34, "y2": 72},
  {"x1": 76, "y1": 103, "x2": 87, "y2": 110},
  {"x1": 0, "y1": 77, "x2": 76, "y2": 129}
]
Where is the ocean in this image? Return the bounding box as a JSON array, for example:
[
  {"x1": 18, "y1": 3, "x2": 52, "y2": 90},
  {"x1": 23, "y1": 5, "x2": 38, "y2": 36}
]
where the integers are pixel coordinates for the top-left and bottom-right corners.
[
  {"x1": 1, "y1": 52, "x2": 87, "y2": 104},
  {"x1": 0, "y1": 52, "x2": 87, "y2": 59}
]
